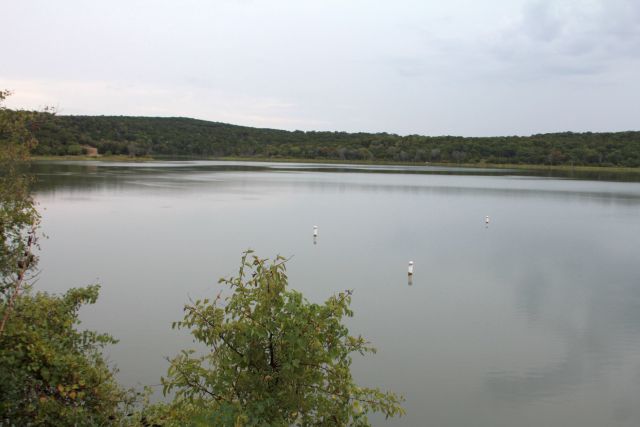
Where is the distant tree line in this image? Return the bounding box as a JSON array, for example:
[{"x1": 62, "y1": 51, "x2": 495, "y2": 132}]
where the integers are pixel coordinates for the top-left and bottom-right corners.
[{"x1": 30, "y1": 114, "x2": 640, "y2": 167}]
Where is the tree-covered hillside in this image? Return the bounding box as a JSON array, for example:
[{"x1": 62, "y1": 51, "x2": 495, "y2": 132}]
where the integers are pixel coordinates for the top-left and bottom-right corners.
[{"x1": 31, "y1": 115, "x2": 640, "y2": 167}]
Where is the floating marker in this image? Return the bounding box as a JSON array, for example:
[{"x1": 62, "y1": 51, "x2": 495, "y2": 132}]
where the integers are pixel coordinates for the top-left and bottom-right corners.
[
  {"x1": 313, "y1": 225, "x2": 318, "y2": 237},
  {"x1": 485, "y1": 215, "x2": 490, "y2": 225},
  {"x1": 408, "y1": 261, "x2": 414, "y2": 276}
]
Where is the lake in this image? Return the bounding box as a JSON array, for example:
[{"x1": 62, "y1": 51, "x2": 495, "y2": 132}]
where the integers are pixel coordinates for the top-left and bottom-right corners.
[{"x1": 32, "y1": 160, "x2": 640, "y2": 426}]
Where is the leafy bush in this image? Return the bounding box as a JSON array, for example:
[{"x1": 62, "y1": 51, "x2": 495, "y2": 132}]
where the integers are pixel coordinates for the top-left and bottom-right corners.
[
  {"x1": 162, "y1": 251, "x2": 404, "y2": 426},
  {"x1": 0, "y1": 286, "x2": 138, "y2": 426}
]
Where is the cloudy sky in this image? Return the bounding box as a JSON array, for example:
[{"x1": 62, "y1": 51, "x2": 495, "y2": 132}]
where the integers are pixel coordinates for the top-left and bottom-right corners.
[{"x1": 2, "y1": 0, "x2": 639, "y2": 136}]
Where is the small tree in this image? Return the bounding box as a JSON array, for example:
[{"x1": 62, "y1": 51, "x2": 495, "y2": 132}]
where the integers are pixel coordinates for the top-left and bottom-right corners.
[{"x1": 163, "y1": 251, "x2": 404, "y2": 426}]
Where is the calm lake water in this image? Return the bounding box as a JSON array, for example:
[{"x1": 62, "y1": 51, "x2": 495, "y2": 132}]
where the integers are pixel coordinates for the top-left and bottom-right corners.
[{"x1": 32, "y1": 160, "x2": 640, "y2": 426}]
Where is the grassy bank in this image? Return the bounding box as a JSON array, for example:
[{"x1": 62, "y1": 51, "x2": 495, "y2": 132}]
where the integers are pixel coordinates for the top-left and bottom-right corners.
[{"x1": 32, "y1": 154, "x2": 154, "y2": 162}]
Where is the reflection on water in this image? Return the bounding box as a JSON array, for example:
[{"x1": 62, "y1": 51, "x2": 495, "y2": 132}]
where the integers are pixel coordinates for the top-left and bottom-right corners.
[
  {"x1": 32, "y1": 161, "x2": 640, "y2": 207},
  {"x1": 31, "y1": 160, "x2": 640, "y2": 427}
]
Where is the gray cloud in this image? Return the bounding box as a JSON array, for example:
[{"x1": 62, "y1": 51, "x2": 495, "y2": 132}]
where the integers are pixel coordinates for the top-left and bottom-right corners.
[
  {"x1": 1, "y1": 0, "x2": 638, "y2": 136},
  {"x1": 522, "y1": 0, "x2": 564, "y2": 43},
  {"x1": 492, "y1": 0, "x2": 640, "y2": 78}
]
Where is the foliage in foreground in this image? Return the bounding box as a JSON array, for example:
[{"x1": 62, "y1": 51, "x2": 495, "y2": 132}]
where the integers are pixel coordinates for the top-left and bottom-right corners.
[
  {"x1": 162, "y1": 251, "x2": 404, "y2": 426},
  {"x1": 0, "y1": 285, "x2": 140, "y2": 426},
  {"x1": 1, "y1": 90, "x2": 138, "y2": 425}
]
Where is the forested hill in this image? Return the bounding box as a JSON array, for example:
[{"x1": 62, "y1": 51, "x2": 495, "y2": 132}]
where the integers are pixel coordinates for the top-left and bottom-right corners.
[{"x1": 31, "y1": 114, "x2": 640, "y2": 167}]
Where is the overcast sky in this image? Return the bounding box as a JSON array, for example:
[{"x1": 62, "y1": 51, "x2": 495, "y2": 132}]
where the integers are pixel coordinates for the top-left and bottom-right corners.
[{"x1": 2, "y1": 0, "x2": 639, "y2": 136}]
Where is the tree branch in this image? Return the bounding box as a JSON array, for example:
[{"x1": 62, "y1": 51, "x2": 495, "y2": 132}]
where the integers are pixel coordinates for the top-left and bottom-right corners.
[{"x1": 0, "y1": 220, "x2": 37, "y2": 335}]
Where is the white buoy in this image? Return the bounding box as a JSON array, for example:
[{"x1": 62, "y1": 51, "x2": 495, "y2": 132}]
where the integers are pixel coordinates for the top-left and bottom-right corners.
[
  {"x1": 313, "y1": 225, "x2": 318, "y2": 237},
  {"x1": 485, "y1": 215, "x2": 490, "y2": 225},
  {"x1": 408, "y1": 261, "x2": 414, "y2": 276}
]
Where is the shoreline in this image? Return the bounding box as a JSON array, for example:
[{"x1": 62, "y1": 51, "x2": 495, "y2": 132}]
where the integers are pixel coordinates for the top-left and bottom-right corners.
[{"x1": 31, "y1": 155, "x2": 640, "y2": 174}]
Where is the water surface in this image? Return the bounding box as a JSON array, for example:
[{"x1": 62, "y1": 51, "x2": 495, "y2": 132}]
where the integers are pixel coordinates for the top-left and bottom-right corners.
[{"x1": 32, "y1": 160, "x2": 640, "y2": 426}]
